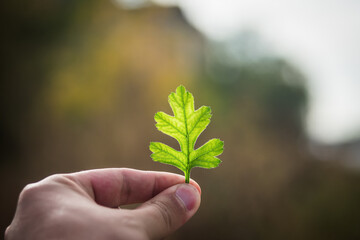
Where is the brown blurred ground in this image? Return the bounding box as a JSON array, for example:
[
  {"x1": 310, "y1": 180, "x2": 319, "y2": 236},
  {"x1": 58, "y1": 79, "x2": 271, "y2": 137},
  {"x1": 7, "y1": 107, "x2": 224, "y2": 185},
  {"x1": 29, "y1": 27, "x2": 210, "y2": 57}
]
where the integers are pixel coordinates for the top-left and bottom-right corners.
[{"x1": 1, "y1": 1, "x2": 360, "y2": 239}]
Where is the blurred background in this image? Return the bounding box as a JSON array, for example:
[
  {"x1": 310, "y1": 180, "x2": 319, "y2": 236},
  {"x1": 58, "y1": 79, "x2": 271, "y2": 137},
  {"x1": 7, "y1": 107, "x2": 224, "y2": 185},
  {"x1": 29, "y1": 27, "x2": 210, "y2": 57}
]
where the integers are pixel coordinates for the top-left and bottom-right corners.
[{"x1": 1, "y1": 0, "x2": 360, "y2": 239}]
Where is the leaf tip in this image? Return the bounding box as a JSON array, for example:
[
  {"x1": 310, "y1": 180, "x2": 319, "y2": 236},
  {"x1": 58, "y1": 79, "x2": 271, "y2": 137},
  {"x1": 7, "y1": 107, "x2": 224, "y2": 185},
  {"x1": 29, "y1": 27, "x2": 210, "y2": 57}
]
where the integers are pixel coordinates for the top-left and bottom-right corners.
[{"x1": 176, "y1": 85, "x2": 186, "y2": 93}]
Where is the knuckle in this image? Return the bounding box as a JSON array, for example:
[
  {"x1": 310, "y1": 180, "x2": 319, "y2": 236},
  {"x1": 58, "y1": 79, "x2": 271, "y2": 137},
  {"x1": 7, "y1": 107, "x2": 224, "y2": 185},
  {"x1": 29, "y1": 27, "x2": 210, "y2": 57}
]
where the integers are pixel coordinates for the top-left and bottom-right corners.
[
  {"x1": 19, "y1": 182, "x2": 42, "y2": 202},
  {"x1": 45, "y1": 174, "x2": 70, "y2": 185},
  {"x1": 18, "y1": 174, "x2": 69, "y2": 203},
  {"x1": 46, "y1": 173, "x2": 63, "y2": 181},
  {"x1": 4, "y1": 226, "x2": 12, "y2": 239},
  {"x1": 47, "y1": 174, "x2": 75, "y2": 187}
]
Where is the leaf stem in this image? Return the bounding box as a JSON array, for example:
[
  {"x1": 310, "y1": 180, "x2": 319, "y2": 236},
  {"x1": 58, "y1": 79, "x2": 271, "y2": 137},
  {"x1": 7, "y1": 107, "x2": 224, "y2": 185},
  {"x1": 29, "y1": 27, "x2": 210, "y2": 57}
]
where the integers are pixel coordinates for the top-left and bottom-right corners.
[{"x1": 185, "y1": 168, "x2": 190, "y2": 183}]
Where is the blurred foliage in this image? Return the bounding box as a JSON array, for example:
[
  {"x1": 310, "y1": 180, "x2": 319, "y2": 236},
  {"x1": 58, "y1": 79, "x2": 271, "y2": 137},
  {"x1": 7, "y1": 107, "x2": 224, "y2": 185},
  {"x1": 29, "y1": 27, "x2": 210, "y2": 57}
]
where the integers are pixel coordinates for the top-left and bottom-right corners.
[{"x1": 1, "y1": 1, "x2": 360, "y2": 239}]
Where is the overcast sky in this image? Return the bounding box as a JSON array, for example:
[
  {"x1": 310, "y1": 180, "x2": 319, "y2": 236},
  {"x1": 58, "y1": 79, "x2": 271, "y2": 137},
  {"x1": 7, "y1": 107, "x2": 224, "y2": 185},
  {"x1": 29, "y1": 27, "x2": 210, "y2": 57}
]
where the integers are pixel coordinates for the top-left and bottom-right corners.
[{"x1": 127, "y1": 0, "x2": 360, "y2": 144}]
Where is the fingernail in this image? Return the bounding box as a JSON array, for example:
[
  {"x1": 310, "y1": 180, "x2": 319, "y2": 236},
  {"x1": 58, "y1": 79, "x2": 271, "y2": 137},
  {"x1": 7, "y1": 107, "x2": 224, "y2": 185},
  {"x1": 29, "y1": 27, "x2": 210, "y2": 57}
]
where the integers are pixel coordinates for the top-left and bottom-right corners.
[{"x1": 175, "y1": 184, "x2": 197, "y2": 211}]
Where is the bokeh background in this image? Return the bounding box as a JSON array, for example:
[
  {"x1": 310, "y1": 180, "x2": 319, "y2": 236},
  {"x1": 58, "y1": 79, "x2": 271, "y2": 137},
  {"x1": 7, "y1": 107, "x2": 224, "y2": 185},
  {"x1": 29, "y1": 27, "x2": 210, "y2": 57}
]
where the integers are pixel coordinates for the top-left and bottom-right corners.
[{"x1": 1, "y1": 0, "x2": 360, "y2": 239}]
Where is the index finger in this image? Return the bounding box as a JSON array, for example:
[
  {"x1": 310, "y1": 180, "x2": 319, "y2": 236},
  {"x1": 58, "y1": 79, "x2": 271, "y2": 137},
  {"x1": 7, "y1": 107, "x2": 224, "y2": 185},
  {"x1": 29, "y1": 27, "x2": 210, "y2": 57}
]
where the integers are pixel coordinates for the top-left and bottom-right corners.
[{"x1": 65, "y1": 168, "x2": 201, "y2": 208}]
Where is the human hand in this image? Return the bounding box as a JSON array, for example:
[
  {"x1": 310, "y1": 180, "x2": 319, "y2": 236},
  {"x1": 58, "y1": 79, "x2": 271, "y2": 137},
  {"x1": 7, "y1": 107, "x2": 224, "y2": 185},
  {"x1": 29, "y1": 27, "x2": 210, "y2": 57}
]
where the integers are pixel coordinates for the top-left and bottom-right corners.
[{"x1": 5, "y1": 168, "x2": 201, "y2": 240}]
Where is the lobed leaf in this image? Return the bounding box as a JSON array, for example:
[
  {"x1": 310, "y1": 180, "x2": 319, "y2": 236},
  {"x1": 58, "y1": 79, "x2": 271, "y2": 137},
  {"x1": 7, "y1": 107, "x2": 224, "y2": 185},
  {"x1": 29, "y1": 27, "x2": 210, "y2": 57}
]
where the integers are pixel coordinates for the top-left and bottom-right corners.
[{"x1": 150, "y1": 85, "x2": 223, "y2": 183}]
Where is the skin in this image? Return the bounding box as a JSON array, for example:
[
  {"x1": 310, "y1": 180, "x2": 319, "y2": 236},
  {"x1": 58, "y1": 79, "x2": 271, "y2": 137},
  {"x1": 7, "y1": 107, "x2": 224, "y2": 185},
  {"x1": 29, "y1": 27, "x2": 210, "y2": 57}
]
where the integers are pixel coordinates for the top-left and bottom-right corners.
[{"x1": 5, "y1": 168, "x2": 201, "y2": 240}]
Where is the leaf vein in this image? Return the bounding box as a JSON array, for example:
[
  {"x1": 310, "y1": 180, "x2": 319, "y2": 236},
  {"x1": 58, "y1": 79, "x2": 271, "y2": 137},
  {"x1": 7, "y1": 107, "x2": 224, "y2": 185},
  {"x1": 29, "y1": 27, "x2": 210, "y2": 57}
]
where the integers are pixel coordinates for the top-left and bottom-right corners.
[
  {"x1": 152, "y1": 145, "x2": 186, "y2": 169},
  {"x1": 156, "y1": 114, "x2": 186, "y2": 137}
]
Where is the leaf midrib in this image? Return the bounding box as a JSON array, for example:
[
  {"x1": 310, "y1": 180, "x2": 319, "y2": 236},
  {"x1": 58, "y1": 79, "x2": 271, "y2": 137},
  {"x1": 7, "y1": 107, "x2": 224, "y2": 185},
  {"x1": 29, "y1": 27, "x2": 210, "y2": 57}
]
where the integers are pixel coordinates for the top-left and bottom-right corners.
[{"x1": 180, "y1": 91, "x2": 191, "y2": 170}]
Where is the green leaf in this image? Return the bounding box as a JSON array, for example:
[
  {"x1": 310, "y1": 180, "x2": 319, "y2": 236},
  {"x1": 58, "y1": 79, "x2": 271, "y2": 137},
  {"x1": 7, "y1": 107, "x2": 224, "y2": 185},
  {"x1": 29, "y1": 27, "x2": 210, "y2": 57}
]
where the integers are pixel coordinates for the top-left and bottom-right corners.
[{"x1": 150, "y1": 85, "x2": 224, "y2": 183}]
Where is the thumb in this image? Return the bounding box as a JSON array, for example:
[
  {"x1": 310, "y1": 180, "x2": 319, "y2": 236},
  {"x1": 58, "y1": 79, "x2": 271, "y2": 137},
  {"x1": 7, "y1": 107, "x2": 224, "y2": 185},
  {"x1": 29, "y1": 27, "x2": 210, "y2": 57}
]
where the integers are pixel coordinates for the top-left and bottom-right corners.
[{"x1": 134, "y1": 183, "x2": 201, "y2": 239}]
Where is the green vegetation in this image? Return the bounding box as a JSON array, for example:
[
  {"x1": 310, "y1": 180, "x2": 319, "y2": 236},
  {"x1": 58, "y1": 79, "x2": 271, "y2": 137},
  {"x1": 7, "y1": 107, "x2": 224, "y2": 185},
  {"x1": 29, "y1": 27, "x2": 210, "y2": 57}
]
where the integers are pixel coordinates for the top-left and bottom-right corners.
[{"x1": 150, "y1": 85, "x2": 223, "y2": 183}]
